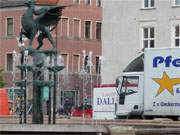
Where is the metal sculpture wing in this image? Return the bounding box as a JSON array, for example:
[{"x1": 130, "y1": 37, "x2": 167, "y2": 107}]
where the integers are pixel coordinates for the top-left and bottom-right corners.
[
  {"x1": 37, "y1": 6, "x2": 65, "y2": 27},
  {"x1": 19, "y1": 2, "x2": 67, "y2": 50}
]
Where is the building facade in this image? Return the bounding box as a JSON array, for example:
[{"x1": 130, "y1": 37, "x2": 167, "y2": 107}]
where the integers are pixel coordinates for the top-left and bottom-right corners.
[
  {"x1": 102, "y1": 0, "x2": 180, "y2": 84},
  {"x1": 0, "y1": 0, "x2": 102, "y2": 108}
]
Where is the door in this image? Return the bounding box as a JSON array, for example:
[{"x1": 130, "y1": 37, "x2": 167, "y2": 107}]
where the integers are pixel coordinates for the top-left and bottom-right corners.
[{"x1": 116, "y1": 75, "x2": 141, "y2": 116}]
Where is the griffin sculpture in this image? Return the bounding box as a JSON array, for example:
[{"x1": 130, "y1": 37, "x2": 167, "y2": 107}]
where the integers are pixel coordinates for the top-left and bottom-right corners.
[{"x1": 19, "y1": 0, "x2": 65, "y2": 50}]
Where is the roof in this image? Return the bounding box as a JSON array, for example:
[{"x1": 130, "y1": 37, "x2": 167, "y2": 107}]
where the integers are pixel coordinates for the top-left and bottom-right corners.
[
  {"x1": 0, "y1": 0, "x2": 59, "y2": 8},
  {"x1": 0, "y1": 0, "x2": 26, "y2": 8}
]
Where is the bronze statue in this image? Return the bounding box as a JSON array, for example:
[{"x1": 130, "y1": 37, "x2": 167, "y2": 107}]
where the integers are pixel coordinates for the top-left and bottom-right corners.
[
  {"x1": 17, "y1": 0, "x2": 67, "y2": 124},
  {"x1": 19, "y1": 0, "x2": 65, "y2": 50}
]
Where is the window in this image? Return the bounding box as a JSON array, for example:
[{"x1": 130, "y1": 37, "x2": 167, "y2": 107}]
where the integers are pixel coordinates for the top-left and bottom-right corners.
[
  {"x1": 142, "y1": 27, "x2": 155, "y2": 48},
  {"x1": 73, "y1": 0, "x2": 80, "y2": 4},
  {"x1": 143, "y1": 0, "x2": 155, "y2": 8},
  {"x1": 96, "y1": 0, "x2": 101, "y2": 7},
  {"x1": 173, "y1": 25, "x2": 180, "y2": 47},
  {"x1": 85, "y1": 0, "x2": 91, "y2": 5},
  {"x1": 60, "y1": 91, "x2": 79, "y2": 107},
  {"x1": 6, "y1": 53, "x2": 13, "y2": 72},
  {"x1": 20, "y1": 16, "x2": 22, "y2": 31},
  {"x1": 84, "y1": 21, "x2": 91, "y2": 39},
  {"x1": 96, "y1": 22, "x2": 102, "y2": 40},
  {"x1": 84, "y1": 55, "x2": 90, "y2": 73},
  {"x1": 61, "y1": 54, "x2": 69, "y2": 72},
  {"x1": 73, "y1": 19, "x2": 81, "y2": 38},
  {"x1": 117, "y1": 76, "x2": 139, "y2": 105},
  {"x1": 7, "y1": 18, "x2": 13, "y2": 36},
  {"x1": 174, "y1": 0, "x2": 180, "y2": 6},
  {"x1": 61, "y1": 18, "x2": 69, "y2": 37},
  {"x1": 72, "y1": 54, "x2": 80, "y2": 73},
  {"x1": 96, "y1": 57, "x2": 101, "y2": 74}
]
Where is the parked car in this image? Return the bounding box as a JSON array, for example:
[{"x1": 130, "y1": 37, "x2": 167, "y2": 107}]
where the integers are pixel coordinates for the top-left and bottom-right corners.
[{"x1": 71, "y1": 104, "x2": 92, "y2": 118}]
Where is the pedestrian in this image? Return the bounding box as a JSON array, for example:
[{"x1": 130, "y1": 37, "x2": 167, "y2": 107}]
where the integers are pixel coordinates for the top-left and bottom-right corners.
[
  {"x1": 64, "y1": 98, "x2": 71, "y2": 118},
  {"x1": 57, "y1": 105, "x2": 64, "y2": 116}
]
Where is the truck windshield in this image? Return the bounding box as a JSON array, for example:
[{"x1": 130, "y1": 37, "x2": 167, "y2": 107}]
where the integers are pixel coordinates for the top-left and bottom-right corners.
[{"x1": 116, "y1": 76, "x2": 139, "y2": 104}]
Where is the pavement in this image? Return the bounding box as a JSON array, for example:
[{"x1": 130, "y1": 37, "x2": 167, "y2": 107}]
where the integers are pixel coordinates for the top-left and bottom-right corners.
[
  {"x1": 0, "y1": 116, "x2": 180, "y2": 135},
  {"x1": 0, "y1": 115, "x2": 180, "y2": 127}
]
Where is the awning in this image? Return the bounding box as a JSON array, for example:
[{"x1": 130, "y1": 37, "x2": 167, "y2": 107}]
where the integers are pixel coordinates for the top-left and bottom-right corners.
[{"x1": 123, "y1": 53, "x2": 144, "y2": 72}]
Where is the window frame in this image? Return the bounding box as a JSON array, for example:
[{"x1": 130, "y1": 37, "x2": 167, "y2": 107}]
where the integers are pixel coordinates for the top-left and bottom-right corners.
[
  {"x1": 95, "y1": 56, "x2": 101, "y2": 74},
  {"x1": 84, "y1": 55, "x2": 91, "y2": 73},
  {"x1": 20, "y1": 16, "x2": 22, "y2": 32},
  {"x1": 85, "y1": 0, "x2": 91, "y2": 6},
  {"x1": 73, "y1": 0, "x2": 80, "y2": 4},
  {"x1": 142, "y1": 27, "x2": 155, "y2": 48},
  {"x1": 5, "y1": 52, "x2": 13, "y2": 72},
  {"x1": 61, "y1": 53, "x2": 69, "y2": 72},
  {"x1": 95, "y1": 21, "x2": 102, "y2": 40},
  {"x1": 171, "y1": 21, "x2": 180, "y2": 47},
  {"x1": 142, "y1": 0, "x2": 155, "y2": 9},
  {"x1": 60, "y1": 16, "x2": 70, "y2": 37},
  {"x1": 84, "y1": 20, "x2": 92, "y2": 39},
  {"x1": 140, "y1": 22, "x2": 156, "y2": 50},
  {"x1": 6, "y1": 17, "x2": 14, "y2": 36},
  {"x1": 174, "y1": 25, "x2": 180, "y2": 47},
  {"x1": 96, "y1": 0, "x2": 101, "y2": 7},
  {"x1": 73, "y1": 18, "x2": 81, "y2": 39},
  {"x1": 72, "y1": 53, "x2": 80, "y2": 73},
  {"x1": 173, "y1": 0, "x2": 180, "y2": 6}
]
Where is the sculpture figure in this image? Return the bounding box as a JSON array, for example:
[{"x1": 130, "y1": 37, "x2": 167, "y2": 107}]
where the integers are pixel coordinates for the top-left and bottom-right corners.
[{"x1": 19, "y1": 0, "x2": 65, "y2": 50}]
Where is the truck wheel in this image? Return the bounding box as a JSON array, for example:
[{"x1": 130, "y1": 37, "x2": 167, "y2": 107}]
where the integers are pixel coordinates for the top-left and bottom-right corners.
[
  {"x1": 141, "y1": 115, "x2": 145, "y2": 119},
  {"x1": 170, "y1": 116, "x2": 179, "y2": 121},
  {"x1": 144, "y1": 116, "x2": 153, "y2": 120},
  {"x1": 116, "y1": 116, "x2": 127, "y2": 119}
]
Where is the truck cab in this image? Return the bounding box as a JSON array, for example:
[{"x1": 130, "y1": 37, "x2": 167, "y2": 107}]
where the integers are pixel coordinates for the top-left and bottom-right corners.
[
  {"x1": 115, "y1": 52, "x2": 144, "y2": 118},
  {"x1": 115, "y1": 72, "x2": 144, "y2": 118}
]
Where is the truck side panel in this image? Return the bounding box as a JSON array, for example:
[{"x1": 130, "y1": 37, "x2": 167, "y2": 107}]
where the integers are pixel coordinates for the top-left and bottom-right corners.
[{"x1": 144, "y1": 48, "x2": 180, "y2": 116}]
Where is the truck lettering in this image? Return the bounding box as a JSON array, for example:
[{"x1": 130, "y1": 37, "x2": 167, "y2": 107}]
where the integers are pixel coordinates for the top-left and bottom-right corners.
[
  {"x1": 160, "y1": 102, "x2": 180, "y2": 107},
  {"x1": 176, "y1": 88, "x2": 180, "y2": 93},
  {"x1": 153, "y1": 56, "x2": 180, "y2": 68}
]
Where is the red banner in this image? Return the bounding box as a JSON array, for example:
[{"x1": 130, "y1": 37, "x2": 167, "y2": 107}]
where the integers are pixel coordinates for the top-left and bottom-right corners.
[{"x1": 0, "y1": 89, "x2": 9, "y2": 115}]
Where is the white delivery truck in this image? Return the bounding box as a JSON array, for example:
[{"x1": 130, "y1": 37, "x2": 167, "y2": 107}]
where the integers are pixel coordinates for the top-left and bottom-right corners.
[
  {"x1": 115, "y1": 48, "x2": 180, "y2": 120},
  {"x1": 93, "y1": 84, "x2": 117, "y2": 120}
]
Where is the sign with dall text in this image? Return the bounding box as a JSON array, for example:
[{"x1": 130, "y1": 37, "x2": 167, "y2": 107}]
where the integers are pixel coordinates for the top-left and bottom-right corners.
[{"x1": 93, "y1": 85, "x2": 117, "y2": 120}]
